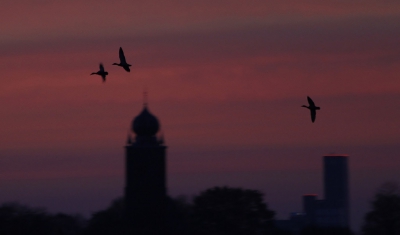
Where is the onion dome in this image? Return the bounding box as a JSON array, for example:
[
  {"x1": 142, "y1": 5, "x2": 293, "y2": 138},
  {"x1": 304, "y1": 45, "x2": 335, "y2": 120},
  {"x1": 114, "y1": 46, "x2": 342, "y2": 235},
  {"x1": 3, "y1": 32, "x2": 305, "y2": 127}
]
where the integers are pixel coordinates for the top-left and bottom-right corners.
[{"x1": 132, "y1": 106, "x2": 160, "y2": 136}]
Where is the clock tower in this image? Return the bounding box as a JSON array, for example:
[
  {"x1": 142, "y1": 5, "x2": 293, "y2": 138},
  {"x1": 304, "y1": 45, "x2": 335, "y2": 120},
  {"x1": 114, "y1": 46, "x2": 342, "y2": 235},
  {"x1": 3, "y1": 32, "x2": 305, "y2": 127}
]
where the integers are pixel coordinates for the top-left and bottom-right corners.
[{"x1": 125, "y1": 104, "x2": 167, "y2": 235}]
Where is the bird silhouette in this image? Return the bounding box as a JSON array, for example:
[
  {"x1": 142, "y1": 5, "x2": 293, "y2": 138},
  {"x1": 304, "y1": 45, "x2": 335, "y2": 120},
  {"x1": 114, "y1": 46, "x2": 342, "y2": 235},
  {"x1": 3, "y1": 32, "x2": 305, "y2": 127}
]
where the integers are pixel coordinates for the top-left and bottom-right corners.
[
  {"x1": 90, "y1": 63, "x2": 108, "y2": 82},
  {"x1": 302, "y1": 96, "x2": 320, "y2": 123},
  {"x1": 112, "y1": 47, "x2": 131, "y2": 72}
]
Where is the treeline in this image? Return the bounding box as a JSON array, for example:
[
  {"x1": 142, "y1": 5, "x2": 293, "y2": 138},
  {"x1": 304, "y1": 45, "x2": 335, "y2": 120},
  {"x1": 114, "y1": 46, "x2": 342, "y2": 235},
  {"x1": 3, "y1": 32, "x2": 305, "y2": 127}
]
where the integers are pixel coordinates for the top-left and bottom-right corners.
[
  {"x1": 1, "y1": 184, "x2": 399, "y2": 235},
  {"x1": 0, "y1": 186, "x2": 283, "y2": 235},
  {"x1": 0, "y1": 203, "x2": 84, "y2": 235},
  {"x1": 85, "y1": 187, "x2": 286, "y2": 235}
]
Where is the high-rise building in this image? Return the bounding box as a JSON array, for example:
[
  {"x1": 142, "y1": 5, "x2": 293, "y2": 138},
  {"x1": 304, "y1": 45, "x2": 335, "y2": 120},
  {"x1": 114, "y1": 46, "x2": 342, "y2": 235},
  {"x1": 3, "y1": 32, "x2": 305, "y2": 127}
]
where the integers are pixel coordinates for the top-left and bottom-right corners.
[
  {"x1": 125, "y1": 104, "x2": 167, "y2": 235},
  {"x1": 302, "y1": 154, "x2": 349, "y2": 228},
  {"x1": 276, "y1": 154, "x2": 350, "y2": 233},
  {"x1": 317, "y1": 154, "x2": 349, "y2": 227}
]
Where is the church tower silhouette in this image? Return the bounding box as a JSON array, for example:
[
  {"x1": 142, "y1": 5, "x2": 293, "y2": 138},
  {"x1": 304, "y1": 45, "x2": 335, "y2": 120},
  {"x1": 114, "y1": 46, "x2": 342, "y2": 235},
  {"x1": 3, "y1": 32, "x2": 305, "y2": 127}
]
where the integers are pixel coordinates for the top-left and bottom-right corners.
[{"x1": 125, "y1": 103, "x2": 167, "y2": 235}]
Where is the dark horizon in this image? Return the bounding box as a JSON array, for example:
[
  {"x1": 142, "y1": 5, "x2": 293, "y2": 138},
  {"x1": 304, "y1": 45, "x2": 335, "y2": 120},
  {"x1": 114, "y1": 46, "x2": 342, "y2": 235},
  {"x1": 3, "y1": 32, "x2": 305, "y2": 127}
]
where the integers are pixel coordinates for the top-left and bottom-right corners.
[{"x1": 2, "y1": 125, "x2": 400, "y2": 232}]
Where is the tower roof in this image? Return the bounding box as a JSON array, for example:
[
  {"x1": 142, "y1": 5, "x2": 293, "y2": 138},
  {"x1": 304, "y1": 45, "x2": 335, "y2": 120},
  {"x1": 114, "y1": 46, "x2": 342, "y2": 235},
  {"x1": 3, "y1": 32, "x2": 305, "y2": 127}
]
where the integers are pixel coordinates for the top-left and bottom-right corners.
[{"x1": 132, "y1": 106, "x2": 160, "y2": 136}]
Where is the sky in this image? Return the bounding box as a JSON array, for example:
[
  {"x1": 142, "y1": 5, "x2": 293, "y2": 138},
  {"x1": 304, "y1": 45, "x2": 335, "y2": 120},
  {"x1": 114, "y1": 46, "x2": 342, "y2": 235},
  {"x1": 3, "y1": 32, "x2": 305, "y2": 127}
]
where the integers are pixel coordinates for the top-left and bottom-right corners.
[{"x1": 0, "y1": 0, "x2": 400, "y2": 232}]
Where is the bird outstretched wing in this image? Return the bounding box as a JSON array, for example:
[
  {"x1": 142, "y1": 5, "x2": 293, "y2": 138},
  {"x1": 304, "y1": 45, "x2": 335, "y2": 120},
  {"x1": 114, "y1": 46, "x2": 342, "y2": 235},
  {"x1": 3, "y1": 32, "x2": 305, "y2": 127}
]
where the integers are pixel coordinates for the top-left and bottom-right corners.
[
  {"x1": 99, "y1": 63, "x2": 105, "y2": 72},
  {"x1": 307, "y1": 96, "x2": 315, "y2": 107},
  {"x1": 119, "y1": 47, "x2": 126, "y2": 63},
  {"x1": 310, "y1": 109, "x2": 316, "y2": 122}
]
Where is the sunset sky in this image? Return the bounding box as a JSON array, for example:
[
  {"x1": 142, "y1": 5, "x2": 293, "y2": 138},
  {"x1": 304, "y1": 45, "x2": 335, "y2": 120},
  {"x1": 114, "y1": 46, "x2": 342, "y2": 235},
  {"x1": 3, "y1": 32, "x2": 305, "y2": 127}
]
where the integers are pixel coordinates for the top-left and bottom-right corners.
[{"x1": 0, "y1": 0, "x2": 400, "y2": 232}]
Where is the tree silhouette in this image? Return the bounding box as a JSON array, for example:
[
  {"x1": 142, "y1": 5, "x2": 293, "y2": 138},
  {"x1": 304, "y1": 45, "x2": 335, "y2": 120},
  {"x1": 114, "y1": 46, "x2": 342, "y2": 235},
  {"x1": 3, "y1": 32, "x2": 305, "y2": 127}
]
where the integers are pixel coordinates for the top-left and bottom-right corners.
[
  {"x1": 362, "y1": 182, "x2": 400, "y2": 235},
  {"x1": 83, "y1": 198, "x2": 131, "y2": 235},
  {"x1": 0, "y1": 202, "x2": 84, "y2": 235},
  {"x1": 300, "y1": 226, "x2": 354, "y2": 235},
  {"x1": 166, "y1": 196, "x2": 192, "y2": 235},
  {"x1": 190, "y1": 186, "x2": 275, "y2": 235}
]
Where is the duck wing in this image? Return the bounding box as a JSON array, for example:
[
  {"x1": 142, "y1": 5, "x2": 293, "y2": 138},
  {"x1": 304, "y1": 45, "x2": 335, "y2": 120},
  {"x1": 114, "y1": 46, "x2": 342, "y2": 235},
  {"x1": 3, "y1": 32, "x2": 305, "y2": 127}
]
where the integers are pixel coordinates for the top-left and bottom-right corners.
[
  {"x1": 307, "y1": 96, "x2": 316, "y2": 107},
  {"x1": 310, "y1": 109, "x2": 316, "y2": 123},
  {"x1": 99, "y1": 63, "x2": 105, "y2": 72},
  {"x1": 119, "y1": 47, "x2": 127, "y2": 64}
]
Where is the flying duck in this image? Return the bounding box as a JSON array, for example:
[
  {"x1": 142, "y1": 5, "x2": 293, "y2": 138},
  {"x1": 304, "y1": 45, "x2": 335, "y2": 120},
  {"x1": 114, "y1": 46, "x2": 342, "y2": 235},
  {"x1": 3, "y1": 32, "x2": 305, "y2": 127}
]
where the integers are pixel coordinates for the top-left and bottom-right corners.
[
  {"x1": 302, "y1": 96, "x2": 320, "y2": 123},
  {"x1": 112, "y1": 47, "x2": 131, "y2": 72},
  {"x1": 90, "y1": 63, "x2": 108, "y2": 82}
]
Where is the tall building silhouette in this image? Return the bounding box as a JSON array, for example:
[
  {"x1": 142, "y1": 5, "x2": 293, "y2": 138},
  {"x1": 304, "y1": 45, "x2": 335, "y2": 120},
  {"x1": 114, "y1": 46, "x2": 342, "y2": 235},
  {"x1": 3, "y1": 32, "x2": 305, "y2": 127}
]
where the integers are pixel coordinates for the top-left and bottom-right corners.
[
  {"x1": 276, "y1": 154, "x2": 350, "y2": 233},
  {"x1": 302, "y1": 154, "x2": 349, "y2": 228},
  {"x1": 125, "y1": 104, "x2": 167, "y2": 235},
  {"x1": 319, "y1": 154, "x2": 349, "y2": 227}
]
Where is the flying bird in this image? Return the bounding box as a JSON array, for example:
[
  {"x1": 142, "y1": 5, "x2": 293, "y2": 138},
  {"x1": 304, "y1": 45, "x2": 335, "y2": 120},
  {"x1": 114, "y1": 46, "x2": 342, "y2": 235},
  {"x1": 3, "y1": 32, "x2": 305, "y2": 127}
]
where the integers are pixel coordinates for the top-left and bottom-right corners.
[
  {"x1": 301, "y1": 96, "x2": 320, "y2": 123},
  {"x1": 90, "y1": 63, "x2": 108, "y2": 82},
  {"x1": 112, "y1": 47, "x2": 131, "y2": 72}
]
